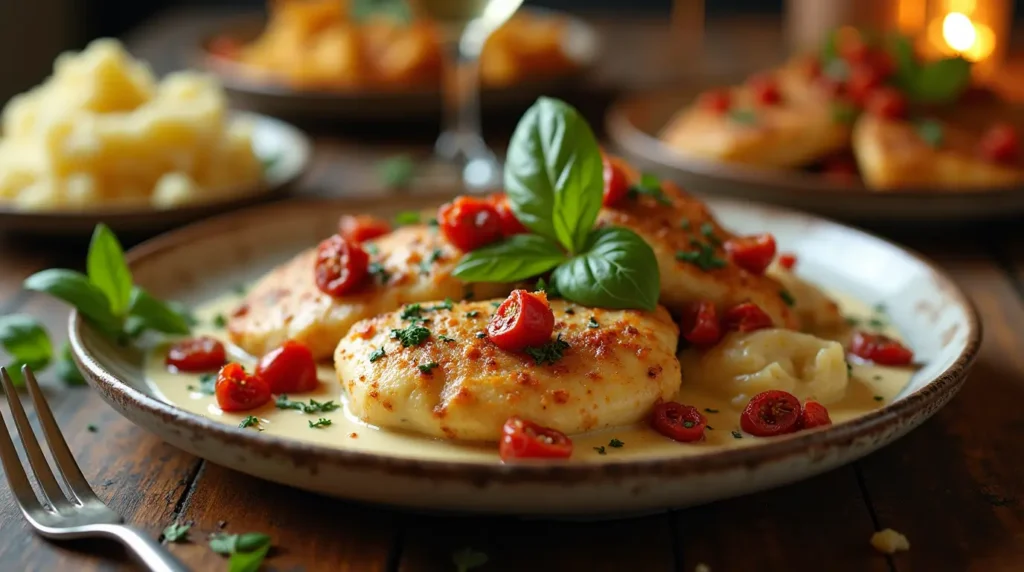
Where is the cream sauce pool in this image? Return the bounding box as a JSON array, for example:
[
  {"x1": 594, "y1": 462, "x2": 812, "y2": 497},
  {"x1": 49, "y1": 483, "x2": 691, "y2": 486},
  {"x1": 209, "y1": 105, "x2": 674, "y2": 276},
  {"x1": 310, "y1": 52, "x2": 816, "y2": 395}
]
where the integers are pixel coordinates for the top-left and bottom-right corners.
[{"x1": 145, "y1": 290, "x2": 913, "y2": 463}]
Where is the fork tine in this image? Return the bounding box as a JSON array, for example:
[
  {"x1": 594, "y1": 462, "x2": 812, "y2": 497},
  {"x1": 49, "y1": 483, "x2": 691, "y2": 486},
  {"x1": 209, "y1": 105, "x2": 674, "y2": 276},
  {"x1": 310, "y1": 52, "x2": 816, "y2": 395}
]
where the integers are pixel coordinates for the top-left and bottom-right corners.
[
  {"x1": 0, "y1": 368, "x2": 46, "y2": 513},
  {"x1": 22, "y1": 365, "x2": 99, "y2": 504},
  {"x1": 0, "y1": 367, "x2": 71, "y2": 511}
]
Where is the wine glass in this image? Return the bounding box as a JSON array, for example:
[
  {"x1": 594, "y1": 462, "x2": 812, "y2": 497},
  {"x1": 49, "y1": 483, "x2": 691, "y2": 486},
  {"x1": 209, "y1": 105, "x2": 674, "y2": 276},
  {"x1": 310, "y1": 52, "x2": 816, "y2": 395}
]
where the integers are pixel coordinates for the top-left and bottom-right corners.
[{"x1": 418, "y1": 0, "x2": 526, "y2": 191}]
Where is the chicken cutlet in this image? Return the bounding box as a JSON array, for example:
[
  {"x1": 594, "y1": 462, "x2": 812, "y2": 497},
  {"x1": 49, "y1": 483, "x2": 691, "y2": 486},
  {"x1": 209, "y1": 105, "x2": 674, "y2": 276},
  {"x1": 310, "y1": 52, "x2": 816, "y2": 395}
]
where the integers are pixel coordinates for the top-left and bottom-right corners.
[
  {"x1": 335, "y1": 298, "x2": 681, "y2": 441},
  {"x1": 227, "y1": 225, "x2": 513, "y2": 360}
]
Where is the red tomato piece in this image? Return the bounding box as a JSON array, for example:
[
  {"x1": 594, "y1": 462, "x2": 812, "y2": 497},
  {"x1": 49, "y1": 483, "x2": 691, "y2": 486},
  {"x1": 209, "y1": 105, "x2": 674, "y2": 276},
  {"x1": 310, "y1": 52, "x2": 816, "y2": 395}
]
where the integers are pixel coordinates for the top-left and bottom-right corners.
[
  {"x1": 338, "y1": 214, "x2": 391, "y2": 243},
  {"x1": 207, "y1": 36, "x2": 242, "y2": 59},
  {"x1": 778, "y1": 252, "x2": 798, "y2": 271},
  {"x1": 602, "y1": 154, "x2": 630, "y2": 207},
  {"x1": 499, "y1": 416, "x2": 572, "y2": 461},
  {"x1": 749, "y1": 74, "x2": 782, "y2": 106},
  {"x1": 314, "y1": 234, "x2": 370, "y2": 297},
  {"x1": 488, "y1": 193, "x2": 528, "y2": 236},
  {"x1": 850, "y1": 331, "x2": 914, "y2": 366},
  {"x1": 723, "y1": 302, "x2": 774, "y2": 332},
  {"x1": 740, "y1": 390, "x2": 802, "y2": 437},
  {"x1": 437, "y1": 196, "x2": 503, "y2": 252},
  {"x1": 801, "y1": 400, "x2": 833, "y2": 429},
  {"x1": 845, "y1": 64, "x2": 883, "y2": 106},
  {"x1": 214, "y1": 363, "x2": 271, "y2": 412},
  {"x1": 865, "y1": 87, "x2": 908, "y2": 120},
  {"x1": 871, "y1": 50, "x2": 897, "y2": 79},
  {"x1": 650, "y1": 402, "x2": 707, "y2": 442},
  {"x1": 816, "y1": 76, "x2": 846, "y2": 99},
  {"x1": 680, "y1": 301, "x2": 722, "y2": 346},
  {"x1": 255, "y1": 340, "x2": 319, "y2": 394},
  {"x1": 978, "y1": 123, "x2": 1020, "y2": 164},
  {"x1": 166, "y1": 336, "x2": 226, "y2": 373},
  {"x1": 487, "y1": 290, "x2": 555, "y2": 352},
  {"x1": 724, "y1": 233, "x2": 777, "y2": 274},
  {"x1": 699, "y1": 89, "x2": 732, "y2": 114}
]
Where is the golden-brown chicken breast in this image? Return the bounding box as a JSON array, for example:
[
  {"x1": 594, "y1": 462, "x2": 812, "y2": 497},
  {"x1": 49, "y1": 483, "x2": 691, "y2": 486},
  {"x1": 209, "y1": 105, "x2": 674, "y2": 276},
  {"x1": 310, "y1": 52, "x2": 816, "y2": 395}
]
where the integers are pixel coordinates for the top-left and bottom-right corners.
[
  {"x1": 852, "y1": 114, "x2": 1024, "y2": 190},
  {"x1": 227, "y1": 225, "x2": 513, "y2": 360},
  {"x1": 596, "y1": 171, "x2": 801, "y2": 331},
  {"x1": 659, "y1": 75, "x2": 849, "y2": 168},
  {"x1": 335, "y1": 298, "x2": 681, "y2": 441}
]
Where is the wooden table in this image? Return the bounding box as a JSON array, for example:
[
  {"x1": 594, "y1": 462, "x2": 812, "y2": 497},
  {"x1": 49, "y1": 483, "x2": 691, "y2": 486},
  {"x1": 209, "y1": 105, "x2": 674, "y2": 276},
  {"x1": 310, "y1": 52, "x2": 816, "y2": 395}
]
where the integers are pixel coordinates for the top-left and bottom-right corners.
[{"x1": 3, "y1": 8, "x2": 1024, "y2": 571}]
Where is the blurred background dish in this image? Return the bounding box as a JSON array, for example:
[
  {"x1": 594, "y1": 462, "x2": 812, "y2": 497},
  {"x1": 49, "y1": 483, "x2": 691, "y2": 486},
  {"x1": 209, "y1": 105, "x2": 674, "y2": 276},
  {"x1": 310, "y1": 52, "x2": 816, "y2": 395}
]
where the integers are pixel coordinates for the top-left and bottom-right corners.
[{"x1": 194, "y1": 3, "x2": 600, "y2": 121}]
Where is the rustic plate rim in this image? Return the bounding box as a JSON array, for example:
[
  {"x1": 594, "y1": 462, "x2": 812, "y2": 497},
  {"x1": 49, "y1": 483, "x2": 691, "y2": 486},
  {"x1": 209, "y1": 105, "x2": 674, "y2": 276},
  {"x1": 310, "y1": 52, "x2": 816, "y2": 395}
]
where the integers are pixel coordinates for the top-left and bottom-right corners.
[{"x1": 68, "y1": 196, "x2": 982, "y2": 484}]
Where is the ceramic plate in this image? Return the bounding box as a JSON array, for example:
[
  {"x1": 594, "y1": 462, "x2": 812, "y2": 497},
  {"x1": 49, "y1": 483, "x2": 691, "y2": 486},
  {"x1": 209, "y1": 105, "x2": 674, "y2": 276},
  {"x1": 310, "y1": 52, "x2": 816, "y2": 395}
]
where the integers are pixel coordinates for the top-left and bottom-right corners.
[
  {"x1": 69, "y1": 196, "x2": 979, "y2": 516},
  {"x1": 0, "y1": 112, "x2": 311, "y2": 236},
  {"x1": 193, "y1": 9, "x2": 600, "y2": 120},
  {"x1": 606, "y1": 86, "x2": 1024, "y2": 223}
]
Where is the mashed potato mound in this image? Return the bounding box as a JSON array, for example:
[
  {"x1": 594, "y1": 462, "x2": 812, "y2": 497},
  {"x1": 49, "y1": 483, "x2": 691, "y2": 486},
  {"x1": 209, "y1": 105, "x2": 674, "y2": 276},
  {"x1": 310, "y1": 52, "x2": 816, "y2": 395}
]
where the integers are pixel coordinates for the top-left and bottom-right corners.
[{"x1": 0, "y1": 38, "x2": 264, "y2": 211}]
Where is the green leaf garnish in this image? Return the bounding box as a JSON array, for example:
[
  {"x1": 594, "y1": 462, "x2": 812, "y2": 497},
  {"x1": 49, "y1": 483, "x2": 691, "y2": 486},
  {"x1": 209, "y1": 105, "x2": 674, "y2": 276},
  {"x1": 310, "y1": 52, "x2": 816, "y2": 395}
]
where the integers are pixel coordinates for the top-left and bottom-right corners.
[
  {"x1": 86, "y1": 224, "x2": 133, "y2": 317},
  {"x1": 23, "y1": 269, "x2": 121, "y2": 337},
  {"x1": 727, "y1": 109, "x2": 758, "y2": 126},
  {"x1": 55, "y1": 342, "x2": 85, "y2": 385},
  {"x1": 587, "y1": 316, "x2": 599, "y2": 329},
  {"x1": 390, "y1": 324, "x2": 430, "y2": 347},
  {"x1": 453, "y1": 235, "x2": 566, "y2": 283},
  {"x1": 394, "y1": 210, "x2": 421, "y2": 225},
  {"x1": 162, "y1": 522, "x2": 191, "y2": 543},
  {"x1": 889, "y1": 33, "x2": 971, "y2": 104},
  {"x1": 914, "y1": 119, "x2": 944, "y2": 148},
  {"x1": 418, "y1": 362, "x2": 439, "y2": 374},
  {"x1": 351, "y1": 0, "x2": 413, "y2": 25},
  {"x1": 376, "y1": 155, "x2": 416, "y2": 190},
  {"x1": 524, "y1": 334, "x2": 570, "y2": 366},
  {"x1": 831, "y1": 101, "x2": 859, "y2": 125},
  {"x1": 128, "y1": 287, "x2": 191, "y2": 335},
  {"x1": 779, "y1": 289, "x2": 796, "y2": 307},
  {"x1": 553, "y1": 228, "x2": 660, "y2": 311},
  {"x1": 369, "y1": 347, "x2": 386, "y2": 362},
  {"x1": 0, "y1": 315, "x2": 53, "y2": 386},
  {"x1": 275, "y1": 395, "x2": 340, "y2": 414},
  {"x1": 308, "y1": 417, "x2": 332, "y2": 428},
  {"x1": 675, "y1": 241, "x2": 727, "y2": 271},
  {"x1": 239, "y1": 416, "x2": 261, "y2": 430},
  {"x1": 594, "y1": 446, "x2": 606, "y2": 455},
  {"x1": 608, "y1": 438, "x2": 624, "y2": 448}
]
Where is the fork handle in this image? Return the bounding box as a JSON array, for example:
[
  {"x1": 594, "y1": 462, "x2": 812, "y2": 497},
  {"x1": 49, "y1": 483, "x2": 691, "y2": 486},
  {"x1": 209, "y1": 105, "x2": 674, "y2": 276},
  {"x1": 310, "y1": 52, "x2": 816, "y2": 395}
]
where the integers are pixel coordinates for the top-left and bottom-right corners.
[{"x1": 93, "y1": 524, "x2": 191, "y2": 572}]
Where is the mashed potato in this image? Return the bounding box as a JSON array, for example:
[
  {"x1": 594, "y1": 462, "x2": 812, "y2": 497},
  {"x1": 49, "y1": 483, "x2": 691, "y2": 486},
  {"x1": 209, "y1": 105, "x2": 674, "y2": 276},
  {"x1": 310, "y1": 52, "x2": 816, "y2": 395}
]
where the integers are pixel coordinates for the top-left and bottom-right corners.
[{"x1": 0, "y1": 38, "x2": 264, "y2": 211}]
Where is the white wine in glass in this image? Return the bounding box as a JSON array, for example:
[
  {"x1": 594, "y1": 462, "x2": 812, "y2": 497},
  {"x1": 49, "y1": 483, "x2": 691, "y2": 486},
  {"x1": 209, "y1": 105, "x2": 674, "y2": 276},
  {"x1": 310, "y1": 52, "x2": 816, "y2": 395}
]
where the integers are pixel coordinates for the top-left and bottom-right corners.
[{"x1": 415, "y1": 0, "x2": 525, "y2": 190}]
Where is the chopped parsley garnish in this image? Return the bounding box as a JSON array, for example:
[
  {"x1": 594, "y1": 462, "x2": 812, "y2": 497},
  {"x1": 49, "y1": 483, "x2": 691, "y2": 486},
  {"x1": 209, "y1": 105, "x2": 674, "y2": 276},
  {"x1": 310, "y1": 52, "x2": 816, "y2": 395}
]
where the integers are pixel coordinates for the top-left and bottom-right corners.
[
  {"x1": 915, "y1": 119, "x2": 944, "y2": 148},
  {"x1": 87, "y1": 424, "x2": 98, "y2": 433},
  {"x1": 706, "y1": 425, "x2": 715, "y2": 430},
  {"x1": 232, "y1": 283, "x2": 248, "y2": 295},
  {"x1": 868, "y1": 318, "x2": 887, "y2": 329},
  {"x1": 452, "y1": 547, "x2": 489, "y2": 572},
  {"x1": 845, "y1": 316, "x2": 861, "y2": 327},
  {"x1": 524, "y1": 334, "x2": 570, "y2": 366},
  {"x1": 418, "y1": 362, "x2": 439, "y2": 374},
  {"x1": 368, "y1": 262, "x2": 390, "y2": 285},
  {"x1": 393, "y1": 210, "x2": 421, "y2": 225},
  {"x1": 427, "y1": 217, "x2": 439, "y2": 227},
  {"x1": 391, "y1": 324, "x2": 431, "y2": 347},
  {"x1": 400, "y1": 304, "x2": 424, "y2": 320},
  {"x1": 846, "y1": 362, "x2": 853, "y2": 377},
  {"x1": 365, "y1": 244, "x2": 380, "y2": 255},
  {"x1": 683, "y1": 420, "x2": 695, "y2": 428},
  {"x1": 212, "y1": 314, "x2": 227, "y2": 328},
  {"x1": 309, "y1": 418, "x2": 332, "y2": 428},
  {"x1": 535, "y1": 277, "x2": 560, "y2": 297},
  {"x1": 239, "y1": 416, "x2": 262, "y2": 430},
  {"x1": 699, "y1": 222, "x2": 721, "y2": 246},
  {"x1": 275, "y1": 395, "x2": 340, "y2": 414},
  {"x1": 587, "y1": 316, "x2": 600, "y2": 329},
  {"x1": 676, "y1": 241, "x2": 727, "y2": 271},
  {"x1": 565, "y1": 307, "x2": 575, "y2": 315},
  {"x1": 420, "y1": 249, "x2": 443, "y2": 274},
  {"x1": 437, "y1": 334, "x2": 456, "y2": 343},
  {"x1": 704, "y1": 408, "x2": 719, "y2": 414},
  {"x1": 369, "y1": 347, "x2": 386, "y2": 362},
  {"x1": 831, "y1": 101, "x2": 859, "y2": 125},
  {"x1": 780, "y1": 289, "x2": 796, "y2": 307},
  {"x1": 429, "y1": 297, "x2": 454, "y2": 311},
  {"x1": 475, "y1": 332, "x2": 486, "y2": 339},
  {"x1": 728, "y1": 108, "x2": 758, "y2": 125},
  {"x1": 593, "y1": 446, "x2": 606, "y2": 455},
  {"x1": 490, "y1": 301, "x2": 502, "y2": 308},
  {"x1": 680, "y1": 219, "x2": 692, "y2": 230},
  {"x1": 189, "y1": 373, "x2": 216, "y2": 395},
  {"x1": 731, "y1": 430, "x2": 743, "y2": 439},
  {"x1": 874, "y1": 395, "x2": 884, "y2": 401},
  {"x1": 628, "y1": 173, "x2": 672, "y2": 205},
  {"x1": 873, "y1": 374, "x2": 883, "y2": 381},
  {"x1": 465, "y1": 310, "x2": 480, "y2": 318},
  {"x1": 609, "y1": 438, "x2": 624, "y2": 448},
  {"x1": 162, "y1": 522, "x2": 191, "y2": 543}
]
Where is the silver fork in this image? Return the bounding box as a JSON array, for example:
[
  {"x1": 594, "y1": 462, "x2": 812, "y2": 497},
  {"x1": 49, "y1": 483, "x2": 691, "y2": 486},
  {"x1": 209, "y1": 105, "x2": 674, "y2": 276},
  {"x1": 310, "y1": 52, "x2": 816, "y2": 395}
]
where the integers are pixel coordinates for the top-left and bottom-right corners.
[{"x1": 0, "y1": 366, "x2": 189, "y2": 572}]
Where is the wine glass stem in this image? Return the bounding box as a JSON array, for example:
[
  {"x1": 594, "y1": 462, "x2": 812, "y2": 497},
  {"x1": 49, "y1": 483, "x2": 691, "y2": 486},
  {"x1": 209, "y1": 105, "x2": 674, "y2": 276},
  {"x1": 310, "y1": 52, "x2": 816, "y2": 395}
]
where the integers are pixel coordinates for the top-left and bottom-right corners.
[{"x1": 439, "y1": 37, "x2": 485, "y2": 159}]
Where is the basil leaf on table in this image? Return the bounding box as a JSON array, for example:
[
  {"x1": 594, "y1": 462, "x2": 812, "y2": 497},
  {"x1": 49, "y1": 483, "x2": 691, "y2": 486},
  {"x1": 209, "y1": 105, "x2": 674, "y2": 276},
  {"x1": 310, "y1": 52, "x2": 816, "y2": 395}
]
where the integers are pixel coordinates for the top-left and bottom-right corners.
[
  {"x1": 552, "y1": 227, "x2": 660, "y2": 311},
  {"x1": 229, "y1": 543, "x2": 270, "y2": 572},
  {"x1": 905, "y1": 57, "x2": 971, "y2": 104},
  {"x1": 86, "y1": 223, "x2": 133, "y2": 316},
  {"x1": 128, "y1": 287, "x2": 191, "y2": 335},
  {"x1": 55, "y1": 342, "x2": 86, "y2": 385},
  {"x1": 504, "y1": 96, "x2": 604, "y2": 254},
  {"x1": 452, "y1": 234, "x2": 566, "y2": 283},
  {"x1": 23, "y1": 269, "x2": 121, "y2": 337},
  {"x1": 0, "y1": 314, "x2": 53, "y2": 385}
]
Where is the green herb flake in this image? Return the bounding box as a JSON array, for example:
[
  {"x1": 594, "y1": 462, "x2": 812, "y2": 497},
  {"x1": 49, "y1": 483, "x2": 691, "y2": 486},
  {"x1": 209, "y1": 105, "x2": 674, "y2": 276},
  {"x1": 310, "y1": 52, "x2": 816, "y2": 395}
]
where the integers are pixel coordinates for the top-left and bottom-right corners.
[
  {"x1": 465, "y1": 310, "x2": 480, "y2": 318},
  {"x1": 731, "y1": 430, "x2": 743, "y2": 439},
  {"x1": 490, "y1": 301, "x2": 502, "y2": 308},
  {"x1": 847, "y1": 361, "x2": 853, "y2": 378},
  {"x1": 232, "y1": 283, "x2": 248, "y2": 295},
  {"x1": 209, "y1": 531, "x2": 271, "y2": 571},
  {"x1": 476, "y1": 332, "x2": 486, "y2": 339},
  {"x1": 420, "y1": 249, "x2": 443, "y2": 274},
  {"x1": 524, "y1": 334, "x2": 570, "y2": 366},
  {"x1": 378, "y1": 155, "x2": 416, "y2": 190},
  {"x1": 309, "y1": 418, "x2": 332, "y2": 429},
  {"x1": 683, "y1": 420, "x2": 695, "y2": 428},
  {"x1": 238, "y1": 416, "x2": 262, "y2": 430},
  {"x1": 593, "y1": 446, "x2": 606, "y2": 455},
  {"x1": 190, "y1": 373, "x2": 216, "y2": 395},
  {"x1": 845, "y1": 316, "x2": 861, "y2": 327},
  {"x1": 706, "y1": 425, "x2": 715, "y2": 430},
  {"x1": 418, "y1": 362, "x2": 439, "y2": 374},
  {"x1": 275, "y1": 395, "x2": 341, "y2": 414},
  {"x1": 873, "y1": 374, "x2": 883, "y2": 381},
  {"x1": 565, "y1": 307, "x2": 575, "y2": 315},
  {"x1": 369, "y1": 347, "x2": 386, "y2": 363},
  {"x1": 535, "y1": 276, "x2": 560, "y2": 298},
  {"x1": 0, "y1": 314, "x2": 53, "y2": 386},
  {"x1": 704, "y1": 408, "x2": 719, "y2": 414},
  {"x1": 628, "y1": 173, "x2": 672, "y2": 205},
  {"x1": 728, "y1": 109, "x2": 758, "y2": 126},
  {"x1": 87, "y1": 424, "x2": 98, "y2": 433},
  {"x1": 429, "y1": 297, "x2": 454, "y2": 311},
  {"x1": 831, "y1": 101, "x2": 859, "y2": 125},
  {"x1": 699, "y1": 222, "x2": 721, "y2": 246},
  {"x1": 162, "y1": 522, "x2": 191, "y2": 543},
  {"x1": 212, "y1": 314, "x2": 227, "y2": 328},
  {"x1": 391, "y1": 324, "x2": 431, "y2": 347},
  {"x1": 365, "y1": 244, "x2": 380, "y2": 255},
  {"x1": 608, "y1": 438, "x2": 624, "y2": 448},
  {"x1": 368, "y1": 262, "x2": 390, "y2": 285},
  {"x1": 680, "y1": 219, "x2": 692, "y2": 230},
  {"x1": 400, "y1": 303, "x2": 423, "y2": 321},
  {"x1": 868, "y1": 318, "x2": 887, "y2": 330},
  {"x1": 437, "y1": 334, "x2": 456, "y2": 343},
  {"x1": 915, "y1": 119, "x2": 945, "y2": 148},
  {"x1": 874, "y1": 395, "x2": 885, "y2": 402},
  {"x1": 675, "y1": 242, "x2": 727, "y2": 271},
  {"x1": 587, "y1": 316, "x2": 600, "y2": 329},
  {"x1": 780, "y1": 289, "x2": 796, "y2": 307},
  {"x1": 452, "y1": 547, "x2": 489, "y2": 572}
]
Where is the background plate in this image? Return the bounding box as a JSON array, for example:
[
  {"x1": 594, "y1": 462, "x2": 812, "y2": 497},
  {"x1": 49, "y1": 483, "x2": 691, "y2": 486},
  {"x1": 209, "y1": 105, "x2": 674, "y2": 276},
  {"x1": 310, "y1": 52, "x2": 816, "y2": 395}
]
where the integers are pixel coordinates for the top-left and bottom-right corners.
[
  {"x1": 70, "y1": 195, "x2": 979, "y2": 516},
  {"x1": 606, "y1": 86, "x2": 1024, "y2": 223}
]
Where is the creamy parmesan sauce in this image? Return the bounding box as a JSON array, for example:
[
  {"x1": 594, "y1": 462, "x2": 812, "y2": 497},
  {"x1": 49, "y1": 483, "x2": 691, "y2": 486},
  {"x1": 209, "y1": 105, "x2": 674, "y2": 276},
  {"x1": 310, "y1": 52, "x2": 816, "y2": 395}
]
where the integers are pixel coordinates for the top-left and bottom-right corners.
[{"x1": 145, "y1": 290, "x2": 913, "y2": 463}]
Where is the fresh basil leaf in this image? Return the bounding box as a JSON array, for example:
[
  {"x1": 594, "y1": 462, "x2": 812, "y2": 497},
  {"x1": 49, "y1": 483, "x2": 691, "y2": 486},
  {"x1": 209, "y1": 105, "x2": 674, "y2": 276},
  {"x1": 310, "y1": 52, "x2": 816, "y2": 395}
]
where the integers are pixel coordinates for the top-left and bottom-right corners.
[
  {"x1": 886, "y1": 32, "x2": 918, "y2": 85},
  {"x1": 907, "y1": 57, "x2": 971, "y2": 104},
  {"x1": 504, "y1": 97, "x2": 603, "y2": 254},
  {"x1": 0, "y1": 315, "x2": 52, "y2": 385},
  {"x1": 452, "y1": 234, "x2": 566, "y2": 283},
  {"x1": 377, "y1": 155, "x2": 416, "y2": 190},
  {"x1": 915, "y1": 119, "x2": 944, "y2": 148},
  {"x1": 229, "y1": 543, "x2": 270, "y2": 572},
  {"x1": 128, "y1": 287, "x2": 191, "y2": 335},
  {"x1": 552, "y1": 227, "x2": 660, "y2": 311},
  {"x1": 55, "y1": 342, "x2": 85, "y2": 385},
  {"x1": 209, "y1": 533, "x2": 238, "y2": 555},
  {"x1": 23, "y1": 269, "x2": 121, "y2": 336},
  {"x1": 831, "y1": 101, "x2": 859, "y2": 125},
  {"x1": 728, "y1": 109, "x2": 757, "y2": 126},
  {"x1": 351, "y1": 0, "x2": 413, "y2": 24},
  {"x1": 86, "y1": 223, "x2": 132, "y2": 317},
  {"x1": 393, "y1": 210, "x2": 421, "y2": 225},
  {"x1": 234, "y1": 532, "x2": 271, "y2": 553}
]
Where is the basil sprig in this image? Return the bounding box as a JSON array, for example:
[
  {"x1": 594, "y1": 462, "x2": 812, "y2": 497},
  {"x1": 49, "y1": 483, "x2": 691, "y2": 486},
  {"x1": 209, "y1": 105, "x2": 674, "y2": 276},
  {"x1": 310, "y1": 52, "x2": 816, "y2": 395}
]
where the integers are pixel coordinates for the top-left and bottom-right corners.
[
  {"x1": 454, "y1": 97, "x2": 660, "y2": 311},
  {"x1": 887, "y1": 34, "x2": 971, "y2": 104}
]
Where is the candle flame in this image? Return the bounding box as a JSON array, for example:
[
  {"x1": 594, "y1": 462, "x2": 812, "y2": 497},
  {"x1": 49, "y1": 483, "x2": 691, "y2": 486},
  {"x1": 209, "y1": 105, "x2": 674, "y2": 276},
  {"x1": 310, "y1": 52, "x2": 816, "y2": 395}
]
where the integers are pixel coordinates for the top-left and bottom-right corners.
[{"x1": 942, "y1": 12, "x2": 977, "y2": 52}]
